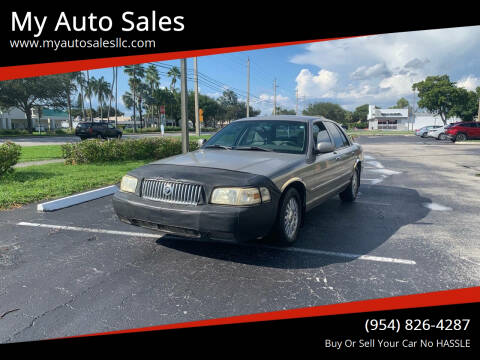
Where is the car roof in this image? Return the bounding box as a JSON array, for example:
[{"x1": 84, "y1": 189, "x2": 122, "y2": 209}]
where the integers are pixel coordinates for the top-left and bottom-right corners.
[{"x1": 234, "y1": 115, "x2": 332, "y2": 123}]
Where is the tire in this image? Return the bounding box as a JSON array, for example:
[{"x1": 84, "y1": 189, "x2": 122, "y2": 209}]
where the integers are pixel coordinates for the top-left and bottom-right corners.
[
  {"x1": 438, "y1": 133, "x2": 446, "y2": 140},
  {"x1": 421, "y1": 133, "x2": 426, "y2": 138},
  {"x1": 96, "y1": 134, "x2": 103, "y2": 140},
  {"x1": 275, "y1": 188, "x2": 302, "y2": 245},
  {"x1": 339, "y1": 167, "x2": 360, "y2": 202},
  {"x1": 456, "y1": 133, "x2": 467, "y2": 142}
]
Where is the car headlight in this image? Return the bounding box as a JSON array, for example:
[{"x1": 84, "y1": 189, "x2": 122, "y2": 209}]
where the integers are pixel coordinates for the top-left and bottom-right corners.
[
  {"x1": 211, "y1": 187, "x2": 271, "y2": 205},
  {"x1": 120, "y1": 175, "x2": 138, "y2": 193}
]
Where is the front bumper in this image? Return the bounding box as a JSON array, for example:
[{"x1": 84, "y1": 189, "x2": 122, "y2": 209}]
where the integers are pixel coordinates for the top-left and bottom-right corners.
[{"x1": 112, "y1": 191, "x2": 278, "y2": 242}]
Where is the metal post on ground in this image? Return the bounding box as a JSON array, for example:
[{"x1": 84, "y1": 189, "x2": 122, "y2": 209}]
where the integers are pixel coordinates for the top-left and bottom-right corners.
[
  {"x1": 194, "y1": 57, "x2": 200, "y2": 137},
  {"x1": 180, "y1": 58, "x2": 189, "y2": 154}
]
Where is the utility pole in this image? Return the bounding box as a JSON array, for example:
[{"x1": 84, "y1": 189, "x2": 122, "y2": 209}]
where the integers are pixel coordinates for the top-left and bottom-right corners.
[
  {"x1": 194, "y1": 57, "x2": 200, "y2": 136},
  {"x1": 246, "y1": 57, "x2": 250, "y2": 117},
  {"x1": 296, "y1": 89, "x2": 299, "y2": 115},
  {"x1": 180, "y1": 58, "x2": 189, "y2": 154},
  {"x1": 273, "y1": 78, "x2": 277, "y2": 115},
  {"x1": 412, "y1": 88, "x2": 416, "y2": 131},
  {"x1": 115, "y1": 67, "x2": 118, "y2": 128}
]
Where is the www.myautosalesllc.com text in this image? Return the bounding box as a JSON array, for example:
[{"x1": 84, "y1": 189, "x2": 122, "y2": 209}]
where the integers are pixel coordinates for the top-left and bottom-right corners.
[
  {"x1": 324, "y1": 338, "x2": 471, "y2": 350},
  {"x1": 9, "y1": 37, "x2": 156, "y2": 51}
]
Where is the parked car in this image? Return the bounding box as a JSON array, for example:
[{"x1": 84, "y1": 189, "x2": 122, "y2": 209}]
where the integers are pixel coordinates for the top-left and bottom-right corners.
[
  {"x1": 75, "y1": 121, "x2": 122, "y2": 140},
  {"x1": 113, "y1": 116, "x2": 363, "y2": 245},
  {"x1": 445, "y1": 122, "x2": 480, "y2": 142},
  {"x1": 426, "y1": 125, "x2": 450, "y2": 140},
  {"x1": 415, "y1": 125, "x2": 442, "y2": 137}
]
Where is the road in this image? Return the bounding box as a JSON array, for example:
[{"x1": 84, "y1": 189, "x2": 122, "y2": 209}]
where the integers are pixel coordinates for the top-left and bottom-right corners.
[
  {"x1": 0, "y1": 132, "x2": 213, "y2": 146},
  {"x1": 0, "y1": 135, "x2": 479, "y2": 343}
]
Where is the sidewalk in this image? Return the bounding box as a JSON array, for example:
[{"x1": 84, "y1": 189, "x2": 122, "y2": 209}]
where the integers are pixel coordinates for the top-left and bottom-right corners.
[{"x1": 14, "y1": 159, "x2": 65, "y2": 168}]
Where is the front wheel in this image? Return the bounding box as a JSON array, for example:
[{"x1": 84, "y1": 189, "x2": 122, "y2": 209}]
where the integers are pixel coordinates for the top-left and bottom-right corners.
[
  {"x1": 456, "y1": 133, "x2": 467, "y2": 142},
  {"x1": 275, "y1": 188, "x2": 302, "y2": 245},
  {"x1": 339, "y1": 167, "x2": 360, "y2": 202},
  {"x1": 438, "y1": 133, "x2": 446, "y2": 140}
]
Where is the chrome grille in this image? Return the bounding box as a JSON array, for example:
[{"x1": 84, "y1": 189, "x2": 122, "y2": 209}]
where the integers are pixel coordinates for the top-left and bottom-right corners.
[{"x1": 141, "y1": 179, "x2": 202, "y2": 205}]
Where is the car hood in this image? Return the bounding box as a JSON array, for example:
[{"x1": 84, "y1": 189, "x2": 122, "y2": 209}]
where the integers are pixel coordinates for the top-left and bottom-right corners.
[{"x1": 150, "y1": 149, "x2": 305, "y2": 177}]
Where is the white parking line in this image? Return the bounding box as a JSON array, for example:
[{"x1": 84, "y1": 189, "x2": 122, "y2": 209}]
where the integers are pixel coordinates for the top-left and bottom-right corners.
[
  {"x1": 17, "y1": 222, "x2": 163, "y2": 238},
  {"x1": 17, "y1": 222, "x2": 416, "y2": 265}
]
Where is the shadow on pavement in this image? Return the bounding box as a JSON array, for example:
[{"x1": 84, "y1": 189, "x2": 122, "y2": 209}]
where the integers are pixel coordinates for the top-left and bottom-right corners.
[{"x1": 156, "y1": 185, "x2": 431, "y2": 269}]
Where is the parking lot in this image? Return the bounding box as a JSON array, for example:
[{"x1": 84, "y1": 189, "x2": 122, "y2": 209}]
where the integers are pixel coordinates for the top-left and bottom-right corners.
[{"x1": 1, "y1": 135, "x2": 479, "y2": 343}]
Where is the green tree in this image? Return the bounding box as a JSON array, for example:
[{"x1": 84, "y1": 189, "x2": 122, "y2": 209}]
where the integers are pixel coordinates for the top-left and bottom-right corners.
[
  {"x1": 391, "y1": 97, "x2": 410, "y2": 109},
  {"x1": 124, "y1": 64, "x2": 145, "y2": 131},
  {"x1": 74, "y1": 72, "x2": 87, "y2": 121},
  {"x1": 449, "y1": 86, "x2": 480, "y2": 121},
  {"x1": 413, "y1": 75, "x2": 458, "y2": 125},
  {"x1": 302, "y1": 102, "x2": 348, "y2": 124},
  {"x1": 167, "y1": 66, "x2": 181, "y2": 93},
  {"x1": 145, "y1": 65, "x2": 160, "y2": 127},
  {"x1": 276, "y1": 107, "x2": 296, "y2": 115},
  {"x1": 0, "y1": 75, "x2": 67, "y2": 132},
  {"x1": 94, "y1": 76, "x2": 111, "y2": 120}
]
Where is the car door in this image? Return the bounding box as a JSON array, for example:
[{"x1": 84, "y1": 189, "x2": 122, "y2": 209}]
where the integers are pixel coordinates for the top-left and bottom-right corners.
[
  {"x1": 303, "y1": 121, "x2": 340, "y2": 208},
  {"x1": 324, "y1": 121, "x2": 355, "y2": 187}
]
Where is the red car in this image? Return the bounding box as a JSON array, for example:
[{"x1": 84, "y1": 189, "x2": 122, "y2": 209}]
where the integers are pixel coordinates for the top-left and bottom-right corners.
[{"x1": 445, "y1": 122, "x2": 480, "y2": 142}]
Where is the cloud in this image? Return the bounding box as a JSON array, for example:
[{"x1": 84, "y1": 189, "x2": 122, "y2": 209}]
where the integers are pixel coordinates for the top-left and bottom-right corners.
[
  {"x1": 350, "y1": 63, "x2": 392, "y2": 80},
  {"x1": 404, "y1": 58, "x2": 430, "y2": 69},
  {"x1": 296, "y1": 69, "x2": 338, "y2": 98},
  {"x1": 290, "y1": 26, "x2": 480, "y2": 107},
  {"x1": 456, "y1": 75, "x2": 480, "y2": 91}
]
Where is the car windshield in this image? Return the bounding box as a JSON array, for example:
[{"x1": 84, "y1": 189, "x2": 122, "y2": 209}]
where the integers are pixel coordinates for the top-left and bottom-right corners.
[{"x1": 204, "y1": 120, "x2": 307, "y2": 154}]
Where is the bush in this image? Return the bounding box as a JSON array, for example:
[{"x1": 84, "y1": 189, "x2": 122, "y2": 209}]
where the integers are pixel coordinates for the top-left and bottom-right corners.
[
  {"x1": 62, "y1": 137, "x2": 200, "y2": 165},
  {"x1": 0, "y1": 129, "x2": 30, "y2": 136},
  {"x1": 0, "y1": 142, "x2": 21, "y2": 177}
]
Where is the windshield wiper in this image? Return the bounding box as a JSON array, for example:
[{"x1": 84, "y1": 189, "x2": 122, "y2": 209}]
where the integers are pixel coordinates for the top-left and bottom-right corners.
[
  {"x1": 204, "y1": 144, "x2": 233, "y2": 150},
  {"x1": 234, "y1": 146, "x2": 273, "y2": 152}
]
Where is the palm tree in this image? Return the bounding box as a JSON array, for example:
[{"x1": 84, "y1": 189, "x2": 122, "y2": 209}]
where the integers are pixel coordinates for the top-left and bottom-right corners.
[
  {"x1": 167, "y1": 66, "x2": 180, "y2": 93},
  {"x1": 145, "y1": 64, "x2": 160, "y2": 127},
  {"x1": 63, "y1": 73, "x2": 77, "y2": 129},
  {"x1": 124, "y1": 64, "x2": 145, "y2": 132},
  {"x1": 107, "y1": 67, "x2": 115, "y2": 121},
  {"x1": 74, "y1": 72, "x2": 87, "y2": 121},
  {"x1": 85, "y1": 71, "x2": 95, "y2": 121},
  {"x1": 95, "y1": 76, "x2": 111, "y2": 120}
]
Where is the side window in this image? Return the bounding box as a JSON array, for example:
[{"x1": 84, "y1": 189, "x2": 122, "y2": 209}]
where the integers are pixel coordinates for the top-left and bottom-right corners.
[
  {"x1": 313, "y1": 122, "x2": 332, "y2": 147},
  {"x1": 325, "y1": 122, "x2": 346, "y2": 149},
  {"x1": 336, "y1": 125, "x2": 351, "y2": 147}
]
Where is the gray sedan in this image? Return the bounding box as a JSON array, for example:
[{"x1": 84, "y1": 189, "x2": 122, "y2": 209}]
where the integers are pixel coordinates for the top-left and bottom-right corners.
[{"x1": 113, "y1": 115, "x2": 363, "y2": 244}]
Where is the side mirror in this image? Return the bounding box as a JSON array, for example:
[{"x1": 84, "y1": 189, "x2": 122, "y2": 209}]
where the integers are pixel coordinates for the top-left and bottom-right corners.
[
  {"x1": 316, "y1": 141, "x2": 335, "y2": 154},
  {"x1": 198, "y1": 138, "x2": 207, "y2": 147}
]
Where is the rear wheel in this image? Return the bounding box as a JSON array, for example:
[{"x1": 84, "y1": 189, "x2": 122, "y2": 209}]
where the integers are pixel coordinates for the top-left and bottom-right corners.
[
  {"x1": 339, "y1": 167, "x2": 360, "y2": 202},
  {"x1": 275, "y1": 188, "x2": 302, "y2": 245},
  {"x1": 456, "y1": 133, "x2": 467, "y2": 142}
]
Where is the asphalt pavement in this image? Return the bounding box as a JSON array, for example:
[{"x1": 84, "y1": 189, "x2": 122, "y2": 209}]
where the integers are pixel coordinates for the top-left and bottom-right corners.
[{"x1": 0, "y1": 135, "x2": 479, "y2": 343}]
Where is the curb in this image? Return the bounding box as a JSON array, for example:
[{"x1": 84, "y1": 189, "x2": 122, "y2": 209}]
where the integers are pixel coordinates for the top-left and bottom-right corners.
[
  {"x1": 37, "y1": 185, "x2": 118, "y2": 212},
  {"x1": 455, "y1": 141, "x2": 480, "y2": 145}
]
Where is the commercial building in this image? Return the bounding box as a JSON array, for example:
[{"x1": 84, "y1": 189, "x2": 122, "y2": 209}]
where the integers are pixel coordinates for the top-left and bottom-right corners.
[
  {"x1": 367, "y1": 105, "x2": 460, "y2": 130},
  {"x1": 0, "y1": 107, "x2": 68, "y2": 130}
]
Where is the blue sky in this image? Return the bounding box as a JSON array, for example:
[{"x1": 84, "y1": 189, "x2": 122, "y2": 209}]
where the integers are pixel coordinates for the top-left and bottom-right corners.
[{"x1": 90, "y1": 25, "x2": 480, "y2": 116}]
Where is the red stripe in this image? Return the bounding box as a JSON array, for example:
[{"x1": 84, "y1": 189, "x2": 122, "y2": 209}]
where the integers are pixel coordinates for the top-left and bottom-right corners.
[
  {"x1": 0, "y1": 36, "x2": 362, "y2": 81},
  {"x1": 60, "y1": 286, "x2": 480, "y2": 340}
]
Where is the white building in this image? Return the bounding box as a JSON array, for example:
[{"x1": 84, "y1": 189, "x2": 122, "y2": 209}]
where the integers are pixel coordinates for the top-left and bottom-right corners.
[
  {"x1": 0, "y1": 107, "x2": 69, "y2": 130},
  {"x1": 367, "y1": 105, "x2": 460, "y2": 130}
]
